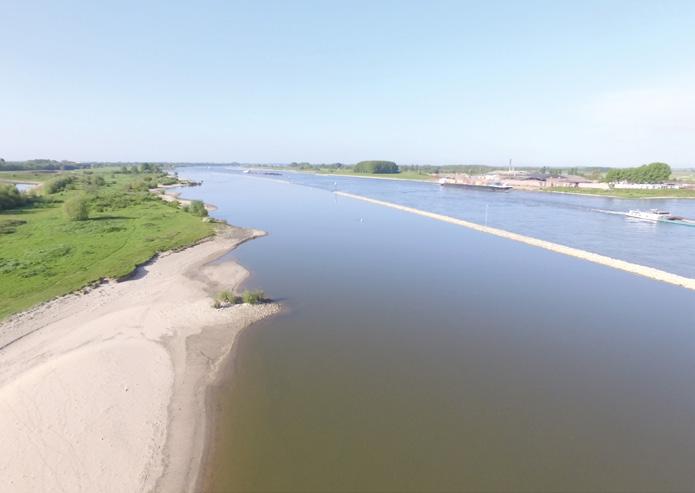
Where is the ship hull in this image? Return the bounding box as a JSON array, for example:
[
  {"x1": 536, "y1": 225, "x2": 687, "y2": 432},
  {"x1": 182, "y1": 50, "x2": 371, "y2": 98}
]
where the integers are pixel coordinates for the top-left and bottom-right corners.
[{"x1": 441, "y1": 183, "x2": 512, "y2": 191}]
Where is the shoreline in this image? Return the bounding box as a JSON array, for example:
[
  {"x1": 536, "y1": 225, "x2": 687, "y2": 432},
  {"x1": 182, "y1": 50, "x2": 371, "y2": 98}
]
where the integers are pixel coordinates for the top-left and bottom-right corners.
[
  {"x1": 150, "y1": 185, "x2": 218, "y2": 212},
  {"x1": 0, "y1": 225, "x2": 280, "y2": 492},
  {"x1": 276, "y1": 170, "x2": 695, "y2": 200}
]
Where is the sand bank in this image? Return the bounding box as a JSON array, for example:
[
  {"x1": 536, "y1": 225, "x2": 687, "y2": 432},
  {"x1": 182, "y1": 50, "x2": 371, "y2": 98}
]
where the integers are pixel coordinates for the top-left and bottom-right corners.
[
  {"x1": 150, "y1": 187, "x2": 217, "y2": 212},
  {"x1": 0, "y1": 227, "x2": 279, "y2": 492},
  {"x1": 336, "y1": 191, "x2": 695, "y2": 291}
]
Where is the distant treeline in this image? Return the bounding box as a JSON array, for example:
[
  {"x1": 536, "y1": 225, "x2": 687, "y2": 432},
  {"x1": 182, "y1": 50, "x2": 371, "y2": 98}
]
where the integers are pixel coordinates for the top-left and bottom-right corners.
[
  {"x1": 0, "y1": 159, "x2": 175, "y2": 172},
  {"x1": 604, "y1": 162, "x2": 672, "y2": 184},
  {"x1": 273, "y1": 162, "x2": 612, "y2": 178},
  {"x1": 0, "y1": 159, "x2": 90, "y2": 171}
]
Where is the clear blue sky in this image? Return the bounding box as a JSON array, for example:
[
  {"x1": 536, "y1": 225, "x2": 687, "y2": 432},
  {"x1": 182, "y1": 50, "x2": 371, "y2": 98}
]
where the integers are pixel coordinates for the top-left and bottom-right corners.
[{"x1": 2, "y1": 0, "x2": 694, "y2": 166}]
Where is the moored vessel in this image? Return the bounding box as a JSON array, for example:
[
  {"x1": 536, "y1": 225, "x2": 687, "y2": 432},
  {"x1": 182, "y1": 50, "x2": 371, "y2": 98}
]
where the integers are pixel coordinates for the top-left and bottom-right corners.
[{"x1": 438, "y1": 178, "x2": 512, "y2": 191}]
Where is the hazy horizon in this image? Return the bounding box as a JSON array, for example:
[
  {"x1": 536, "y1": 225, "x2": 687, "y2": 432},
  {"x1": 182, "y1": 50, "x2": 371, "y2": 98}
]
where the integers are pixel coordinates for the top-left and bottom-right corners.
[{"x1": 3, "y1": 0, "x2": 695, "y2": 166}]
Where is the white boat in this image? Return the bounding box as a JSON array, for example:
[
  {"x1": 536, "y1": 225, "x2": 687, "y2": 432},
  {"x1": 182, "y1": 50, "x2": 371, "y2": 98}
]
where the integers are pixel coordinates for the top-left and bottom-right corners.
[{"x1": 626, "y1": 209, "x2": 679, "y2": 222}]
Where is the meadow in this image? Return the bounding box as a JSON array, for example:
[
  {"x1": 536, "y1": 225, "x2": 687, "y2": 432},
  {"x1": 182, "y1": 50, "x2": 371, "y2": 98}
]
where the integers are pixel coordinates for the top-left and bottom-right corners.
[{"x1": 0, "y1": 168, "x2": 215, "y2": 319}]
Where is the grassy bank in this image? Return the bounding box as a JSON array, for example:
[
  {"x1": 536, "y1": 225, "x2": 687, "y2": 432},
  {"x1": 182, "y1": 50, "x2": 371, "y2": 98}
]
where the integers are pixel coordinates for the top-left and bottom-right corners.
[
  {"x1": 545, "y1": 187, "x2": 695, "y2": 199},
  {"x1": 0, "y1": 168, "x2": 215, "y2": 319}
]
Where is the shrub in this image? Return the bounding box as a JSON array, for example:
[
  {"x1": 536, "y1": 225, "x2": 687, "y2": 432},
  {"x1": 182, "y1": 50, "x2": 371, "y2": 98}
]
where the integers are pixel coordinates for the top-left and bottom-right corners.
[
  {"x1": 43, "y1": 175, "x2": 75, "y2": 194},
  {"x1": 217, "y1": 290, "x2": 239, "y2": 304},
  {"x1": 0, "y1": 184, "x2": 29, "y2": 210},
  {"x1": 64, "y1": 195, "x2": 89, "y2": 221},
  {"x1": 242, "y1": 289, "x2": 265, "y2": 305},
  {"x1": 127, "y1": 179, "x2": 150, "y2": 192},
  {"x1": 187, "y1": 200, "x2": 208, "y2": 217},
  {"x1": 82, "y1": 174, "x2": 106, "y2": 193},
  {"x1": 158, "y1": 175, "x2": 179, "y2": 186}
]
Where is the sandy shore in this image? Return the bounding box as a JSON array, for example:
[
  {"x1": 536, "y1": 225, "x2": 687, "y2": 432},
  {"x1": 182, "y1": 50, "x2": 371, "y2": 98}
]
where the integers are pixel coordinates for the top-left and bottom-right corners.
[
  {"x1": 0, "y1": 226, "x2": 279, "y2": 492},
  {"x1": 150, "y1": 187, "x2": 218, "y2": 212}
]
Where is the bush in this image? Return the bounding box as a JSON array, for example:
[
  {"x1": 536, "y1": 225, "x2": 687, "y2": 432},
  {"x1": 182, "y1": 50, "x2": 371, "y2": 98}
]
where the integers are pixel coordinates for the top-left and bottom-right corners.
[
  {"x1": 217, "y1": 290, "x2": 240, "y2": 304},
  {"x1": 158, "y1": 175, "x2": 179, "y2": 186},
  {"x1": 126, "y1": 179, "x2": 150, "y2": 192},
  {"x1": 242, "y1": 289, "x2": 265, "y2": 304},
  {"x1": 354, "y1": 161, "x2": 400, "y2": 174},
  {"x1": 82, "y1": 174, "x2": 106, "y2": 193},
  {"x1": 64, "y1": 195, "x2": 89, "y2": 221},
  {"x1": 43, "y1": 175, "x2": 75, "y2": 194},
  {"x1": 0, "y1": 184, "x2": 29, "y2": 210},
  {"x1": 187, "y1": 200, "x2": 208, "y2": 217}
]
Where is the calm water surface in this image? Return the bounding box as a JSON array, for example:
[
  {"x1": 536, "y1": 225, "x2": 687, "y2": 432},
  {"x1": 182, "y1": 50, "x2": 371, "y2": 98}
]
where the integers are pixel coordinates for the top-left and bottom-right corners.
[
  {"x1": 178, "y1": 169, "x2": 695, "y2": 492},
  {"x1": 14, "y1": 183, "x2": 37, "y2": 192}
]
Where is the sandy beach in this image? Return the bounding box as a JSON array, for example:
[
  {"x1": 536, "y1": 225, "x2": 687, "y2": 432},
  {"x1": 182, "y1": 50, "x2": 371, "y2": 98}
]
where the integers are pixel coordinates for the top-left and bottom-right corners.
[
  {"x1": 0, "y1": 226, "x2": 279, "y2": 492},
  {"x1": 150, "y1": 187, "x2": 218, "y2": 212}
]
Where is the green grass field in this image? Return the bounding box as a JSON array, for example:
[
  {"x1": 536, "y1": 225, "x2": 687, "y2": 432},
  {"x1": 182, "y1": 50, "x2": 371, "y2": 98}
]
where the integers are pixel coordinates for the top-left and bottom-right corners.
[
  {"x1": 545, "y1": 187, "x2": 695, "y2": 199},
  {"x1": 0, "y1": 169, "x2": 215, "y2": 319}
]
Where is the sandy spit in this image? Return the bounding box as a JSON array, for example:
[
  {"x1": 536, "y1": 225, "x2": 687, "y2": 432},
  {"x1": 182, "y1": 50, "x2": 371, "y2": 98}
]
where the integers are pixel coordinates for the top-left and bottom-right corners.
[
  {"x1": 150, "y1": 187, "x2": 218, "y2": 212},
  {"x1": 0, "y1": 226, "x2": 280, "y2": 493}
]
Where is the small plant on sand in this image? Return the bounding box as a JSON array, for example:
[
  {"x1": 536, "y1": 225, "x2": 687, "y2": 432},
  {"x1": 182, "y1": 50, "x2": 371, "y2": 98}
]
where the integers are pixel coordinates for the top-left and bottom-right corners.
[
  {"x1": 242, "y1": 289, "x2": 265, "y2": 305},
  {"x1": 217, "y1": 290, "x2": 240, "y2": 305}
]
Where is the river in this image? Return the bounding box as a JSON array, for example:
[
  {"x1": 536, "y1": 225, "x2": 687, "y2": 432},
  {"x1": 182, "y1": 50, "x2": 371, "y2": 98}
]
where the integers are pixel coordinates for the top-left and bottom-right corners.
[{"x1": 177, "y1": 167, "x2": 695, "y2": 492}]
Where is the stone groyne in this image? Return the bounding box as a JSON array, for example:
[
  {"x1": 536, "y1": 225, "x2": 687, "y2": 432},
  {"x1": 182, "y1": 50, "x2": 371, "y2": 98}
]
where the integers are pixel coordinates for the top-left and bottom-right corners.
[{"x1": 335, "y1": 191, "x2": 695, "y2": 292}]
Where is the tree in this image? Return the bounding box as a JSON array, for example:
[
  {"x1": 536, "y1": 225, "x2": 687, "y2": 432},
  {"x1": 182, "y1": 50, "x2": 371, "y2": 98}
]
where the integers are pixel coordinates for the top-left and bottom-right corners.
[
  {"x1": 354, "y1": 161, "x2": 400, "y2": 174},
  {"x1": 604, "y1": 162, "x2": 672, "y2": 183},
  {"x1": 64, "y1": 195, "x2": 89, "y2": 221}
]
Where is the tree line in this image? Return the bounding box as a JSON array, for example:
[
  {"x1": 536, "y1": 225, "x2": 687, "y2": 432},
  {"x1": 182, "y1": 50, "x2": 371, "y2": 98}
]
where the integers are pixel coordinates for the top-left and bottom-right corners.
[
  {"x1": 604, "y1": 162, "x2": 672, "y2": 184},
  {"x1": 353, "y1": 161, "x2": 400, "y2": 174}
]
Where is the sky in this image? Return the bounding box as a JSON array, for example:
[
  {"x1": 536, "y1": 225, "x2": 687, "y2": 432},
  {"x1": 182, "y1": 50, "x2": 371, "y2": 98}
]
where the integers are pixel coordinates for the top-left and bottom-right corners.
[{"x1": 1, "y1": 0, "x2": 694, "y2": 167}]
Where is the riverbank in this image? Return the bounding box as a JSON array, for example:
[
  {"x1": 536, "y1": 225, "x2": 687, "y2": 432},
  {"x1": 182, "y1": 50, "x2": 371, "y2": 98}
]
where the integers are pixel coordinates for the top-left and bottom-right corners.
[
  {"x1": 151, "y1": 186, "x2": 218, "y2": 211},
  {"x1": 265, "y1": 169, "x2": 695, "y2": 199},
  {"x1": 0, "y1": 226, "x2": 280, "y2": 492},
  {"x1": 543, "y1": 187, "x2": 695, "y2": 199}
]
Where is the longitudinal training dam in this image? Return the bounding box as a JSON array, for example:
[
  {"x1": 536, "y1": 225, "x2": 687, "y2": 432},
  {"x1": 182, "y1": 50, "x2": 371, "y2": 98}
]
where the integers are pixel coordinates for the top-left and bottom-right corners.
[{"x1": 335, "y1": 191, "x2": 695, "y2": 292}]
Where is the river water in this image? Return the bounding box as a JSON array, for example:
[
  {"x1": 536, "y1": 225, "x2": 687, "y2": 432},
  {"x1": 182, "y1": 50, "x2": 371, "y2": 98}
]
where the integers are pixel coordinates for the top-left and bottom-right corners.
[{"x1": 177, "y1": 168, "x2": 695, "y2": 492}]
